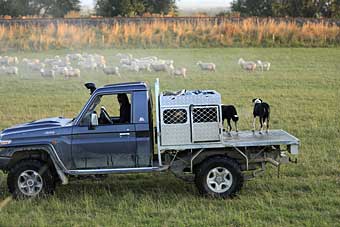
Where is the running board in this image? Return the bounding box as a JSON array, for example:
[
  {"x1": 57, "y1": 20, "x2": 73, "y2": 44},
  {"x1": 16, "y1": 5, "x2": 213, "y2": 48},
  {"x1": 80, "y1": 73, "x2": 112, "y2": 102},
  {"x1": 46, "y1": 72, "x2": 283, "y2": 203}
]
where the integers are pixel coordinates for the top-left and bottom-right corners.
[{"x1": 66, "y1": 166, "x2": 169, "y2": 175}]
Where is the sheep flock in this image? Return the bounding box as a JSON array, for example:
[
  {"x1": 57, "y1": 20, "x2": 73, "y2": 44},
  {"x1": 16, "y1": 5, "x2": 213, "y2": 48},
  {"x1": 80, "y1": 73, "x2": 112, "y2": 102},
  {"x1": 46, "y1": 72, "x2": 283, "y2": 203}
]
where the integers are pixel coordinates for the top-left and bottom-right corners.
[{"x1": 0, "y1": 53, "x2": 271, "y2": 79}]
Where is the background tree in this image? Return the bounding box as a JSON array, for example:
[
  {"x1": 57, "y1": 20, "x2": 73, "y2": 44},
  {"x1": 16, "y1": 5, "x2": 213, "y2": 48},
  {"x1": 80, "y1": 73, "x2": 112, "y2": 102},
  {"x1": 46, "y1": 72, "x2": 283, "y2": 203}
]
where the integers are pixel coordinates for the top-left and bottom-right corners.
[
  {"x1": 95, "y1": 0, "x2": 177, "y2": 17},
  {"x1": 231, "y1": 0, "x2": 274, "y2": 17},
  {"x1": 47, "y1": 0, "x2": 81, "y2": 18},
  {"x1": 232, "y1": 0, "x2": 340, "y2": 18},
  {"x1": 330, "y1": 0, "x2": 340, "y2": 18},
  {"x1": 143, "y1": 0, "x2": 177, "y2": 15},
  {"x1": 0, "y1": 0, "x2": 80, "y2": 17}
]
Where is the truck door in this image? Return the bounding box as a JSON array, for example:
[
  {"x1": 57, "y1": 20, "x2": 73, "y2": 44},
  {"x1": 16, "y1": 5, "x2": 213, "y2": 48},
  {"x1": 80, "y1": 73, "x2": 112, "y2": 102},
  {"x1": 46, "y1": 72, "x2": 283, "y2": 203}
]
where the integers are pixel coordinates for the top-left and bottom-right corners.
[{"x1": 71, "y1": 93, "x2": 137, "y2": 169}]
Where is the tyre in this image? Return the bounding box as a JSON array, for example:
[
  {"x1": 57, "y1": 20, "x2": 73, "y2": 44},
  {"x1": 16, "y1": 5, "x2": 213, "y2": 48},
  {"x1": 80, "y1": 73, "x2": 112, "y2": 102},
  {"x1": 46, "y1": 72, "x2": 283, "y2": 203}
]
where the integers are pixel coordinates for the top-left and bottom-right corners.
[
  {"x1": 7, "y1": 159, "x2": 56, "y2": 199},
  {"x1": 195, "y1": 156, "x2": 244, "y2": 198}
]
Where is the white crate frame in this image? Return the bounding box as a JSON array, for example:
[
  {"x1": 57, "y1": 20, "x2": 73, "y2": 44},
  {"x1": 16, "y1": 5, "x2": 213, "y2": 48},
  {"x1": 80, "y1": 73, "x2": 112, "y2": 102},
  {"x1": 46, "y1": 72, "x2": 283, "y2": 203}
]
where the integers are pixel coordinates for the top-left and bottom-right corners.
[{"x1": 158, "y1": 83, "x2": 224, "y2": 146}]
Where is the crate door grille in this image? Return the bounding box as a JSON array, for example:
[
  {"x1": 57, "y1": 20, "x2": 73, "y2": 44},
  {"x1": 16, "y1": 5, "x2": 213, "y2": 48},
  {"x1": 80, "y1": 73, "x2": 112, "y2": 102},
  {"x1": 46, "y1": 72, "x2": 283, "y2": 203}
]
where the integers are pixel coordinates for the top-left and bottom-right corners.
[
  {"x1": 192, "y1": 107, "x2": 218, "y2": 123},
  {"x1": 191, "y1": 106, "x2": 220, "y2": 142},
  {"x1": 160, "y1": 108, "x2": 191, "y2": 145},
  {"x1": 163, "y1": 109, "x2": 187, "y2": 124}
]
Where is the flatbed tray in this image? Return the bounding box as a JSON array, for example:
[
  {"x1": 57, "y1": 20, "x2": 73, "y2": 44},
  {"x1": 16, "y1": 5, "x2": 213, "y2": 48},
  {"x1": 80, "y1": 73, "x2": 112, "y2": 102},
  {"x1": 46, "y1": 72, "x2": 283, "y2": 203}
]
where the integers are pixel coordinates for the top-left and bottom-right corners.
[{"x1": 223, "y1": 129, "x2": 299, "y2": 147}]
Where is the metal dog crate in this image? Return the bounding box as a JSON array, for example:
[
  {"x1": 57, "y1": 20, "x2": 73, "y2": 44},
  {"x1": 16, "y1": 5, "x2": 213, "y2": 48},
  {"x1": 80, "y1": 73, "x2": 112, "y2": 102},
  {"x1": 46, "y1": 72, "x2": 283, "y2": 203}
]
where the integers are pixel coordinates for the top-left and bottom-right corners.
[{"x1": 160, "y1": 90, "x2": 222, "y2": 146}]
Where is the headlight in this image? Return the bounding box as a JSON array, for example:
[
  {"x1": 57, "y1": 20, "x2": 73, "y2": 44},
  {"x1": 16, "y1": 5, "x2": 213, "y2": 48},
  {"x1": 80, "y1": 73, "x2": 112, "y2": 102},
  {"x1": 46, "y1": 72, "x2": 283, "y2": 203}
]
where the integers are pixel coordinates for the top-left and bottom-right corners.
[{"x1": 0, "y1": 140, "x2": 11, "y2": 145}]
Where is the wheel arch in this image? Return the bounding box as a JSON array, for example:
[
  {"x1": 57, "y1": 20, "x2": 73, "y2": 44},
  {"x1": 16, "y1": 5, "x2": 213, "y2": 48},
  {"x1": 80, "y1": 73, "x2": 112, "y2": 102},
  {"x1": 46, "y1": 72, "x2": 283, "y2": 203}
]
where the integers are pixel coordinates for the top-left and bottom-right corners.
[
  {"x1": 192, "y1": 148, "x2": 244, "y2": 174},
  {"x1": 7, "y1": 145, "x2": 68, "y2": 184}
]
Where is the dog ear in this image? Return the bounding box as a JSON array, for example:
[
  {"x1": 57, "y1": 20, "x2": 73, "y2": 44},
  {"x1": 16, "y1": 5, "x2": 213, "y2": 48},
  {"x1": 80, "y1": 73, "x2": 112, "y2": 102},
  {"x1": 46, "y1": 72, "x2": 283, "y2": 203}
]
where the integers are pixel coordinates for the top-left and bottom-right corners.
[
  {"x1": 260, "y1": 99, "x2": 263, "y2": 102},
  {"x1": 252, "y1": 98, "x2": 256, "y2": 103}
]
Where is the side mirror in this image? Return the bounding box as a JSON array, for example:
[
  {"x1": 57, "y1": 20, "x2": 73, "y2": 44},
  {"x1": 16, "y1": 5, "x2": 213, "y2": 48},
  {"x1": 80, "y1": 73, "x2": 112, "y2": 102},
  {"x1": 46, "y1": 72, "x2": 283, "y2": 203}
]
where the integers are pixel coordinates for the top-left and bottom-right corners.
[{"x1": 89, "y1": 113, "x2": 98, "y2": 130}]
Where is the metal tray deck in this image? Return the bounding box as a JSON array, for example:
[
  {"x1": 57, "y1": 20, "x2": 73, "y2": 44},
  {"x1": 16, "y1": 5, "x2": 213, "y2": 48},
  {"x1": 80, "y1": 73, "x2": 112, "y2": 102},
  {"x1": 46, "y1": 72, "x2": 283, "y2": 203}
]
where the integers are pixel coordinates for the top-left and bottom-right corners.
[{"x1": 223, "y1": 129, "x2": 299, "y2": 147}]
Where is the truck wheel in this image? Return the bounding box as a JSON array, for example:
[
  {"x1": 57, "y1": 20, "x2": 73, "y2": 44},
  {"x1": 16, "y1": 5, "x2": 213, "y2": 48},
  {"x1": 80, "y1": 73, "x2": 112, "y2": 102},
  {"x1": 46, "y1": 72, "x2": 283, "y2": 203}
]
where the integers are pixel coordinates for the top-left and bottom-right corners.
[
  {"x1": 7, "y1": 159, "x2": 56, "y2": 199},
  {"x1": 195, "y1": 156, "x2": 243, "y2": 198}
]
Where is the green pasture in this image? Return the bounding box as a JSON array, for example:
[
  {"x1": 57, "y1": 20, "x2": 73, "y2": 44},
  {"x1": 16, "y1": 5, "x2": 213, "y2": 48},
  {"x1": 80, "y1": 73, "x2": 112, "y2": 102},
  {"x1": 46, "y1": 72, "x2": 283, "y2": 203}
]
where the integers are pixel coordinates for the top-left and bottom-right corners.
[{"x1": 0, "y1": 48, "x2": 339, "y2": 227}]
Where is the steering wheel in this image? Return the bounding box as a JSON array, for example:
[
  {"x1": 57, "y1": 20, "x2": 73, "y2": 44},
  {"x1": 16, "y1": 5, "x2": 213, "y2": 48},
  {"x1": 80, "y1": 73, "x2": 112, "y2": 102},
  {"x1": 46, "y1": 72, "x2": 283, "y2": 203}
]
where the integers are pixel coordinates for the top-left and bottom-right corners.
[{"x1": 99, "y1": 106, "x2": 113, "y2": 125}]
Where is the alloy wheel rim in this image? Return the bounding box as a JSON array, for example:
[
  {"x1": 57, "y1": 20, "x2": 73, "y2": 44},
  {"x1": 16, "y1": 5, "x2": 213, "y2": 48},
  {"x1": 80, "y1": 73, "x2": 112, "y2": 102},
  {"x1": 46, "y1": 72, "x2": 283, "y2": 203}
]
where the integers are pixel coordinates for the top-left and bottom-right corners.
[
  {"x1": 17, "y1": 170, "x2": 43, "y2": 196},
  {"x1": 206, "y1": 167, "x2": 233, "y2": 193}
]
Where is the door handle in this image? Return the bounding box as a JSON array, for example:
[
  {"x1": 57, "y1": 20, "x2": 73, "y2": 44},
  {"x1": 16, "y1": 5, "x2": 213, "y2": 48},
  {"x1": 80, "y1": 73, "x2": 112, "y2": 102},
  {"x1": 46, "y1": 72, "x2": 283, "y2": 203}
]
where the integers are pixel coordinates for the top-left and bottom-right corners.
[{"x1": 120, "y1": 132, "x2": 130, "y2": 136}]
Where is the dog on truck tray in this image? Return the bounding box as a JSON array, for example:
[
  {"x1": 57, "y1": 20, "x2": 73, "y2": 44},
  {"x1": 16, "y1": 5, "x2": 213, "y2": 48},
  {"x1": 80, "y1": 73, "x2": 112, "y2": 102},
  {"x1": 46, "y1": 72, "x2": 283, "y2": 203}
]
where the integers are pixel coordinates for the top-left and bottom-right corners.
[
  {"x1": 221, "y1": 105, "x2": 239, "y2": 132},
  {"x1": 252, "y1": 98, "x2": 270, "y2": 134}
]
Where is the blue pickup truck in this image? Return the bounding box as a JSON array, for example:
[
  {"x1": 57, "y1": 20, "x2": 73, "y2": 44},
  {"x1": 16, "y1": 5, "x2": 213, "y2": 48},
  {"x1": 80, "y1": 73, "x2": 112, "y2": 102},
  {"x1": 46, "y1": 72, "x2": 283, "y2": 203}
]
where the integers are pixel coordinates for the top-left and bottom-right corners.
[{"x1": 0, "y1": 79, "x2": 299, "y2": 198}]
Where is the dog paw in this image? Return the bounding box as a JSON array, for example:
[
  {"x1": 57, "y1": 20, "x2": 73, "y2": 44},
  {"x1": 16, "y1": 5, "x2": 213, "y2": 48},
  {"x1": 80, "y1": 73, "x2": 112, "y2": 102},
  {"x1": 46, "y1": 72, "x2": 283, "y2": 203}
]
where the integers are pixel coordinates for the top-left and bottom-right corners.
[{"x1": 259, "y1": 131, "x2": 263, "y2": 135}]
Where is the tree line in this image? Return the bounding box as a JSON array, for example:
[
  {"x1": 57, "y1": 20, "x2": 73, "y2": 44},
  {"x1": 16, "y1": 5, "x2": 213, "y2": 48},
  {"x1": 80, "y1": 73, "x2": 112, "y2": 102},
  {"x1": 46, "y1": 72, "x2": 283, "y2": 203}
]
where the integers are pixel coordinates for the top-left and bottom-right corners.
[
  {"x1": 231, "y1": 0, "x2": 340, "y2": 18},
  {"x1": 0, "y1": 0, "x2": 177, "y2": 17},
  {"x1": 0, "y1": 0, "x2": 81, "y2": 17},
  {"x1": 95, "y1": 0, "x2": 177, "y2": 17},
  {"x1": 0, "y1": 0, "x2": 338, "y2": 18}
]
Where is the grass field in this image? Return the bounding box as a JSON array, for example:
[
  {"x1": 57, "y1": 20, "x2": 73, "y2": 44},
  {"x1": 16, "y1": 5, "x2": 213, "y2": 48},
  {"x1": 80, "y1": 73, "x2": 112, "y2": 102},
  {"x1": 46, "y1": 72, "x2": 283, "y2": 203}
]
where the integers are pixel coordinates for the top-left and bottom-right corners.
[{"x1": 0, "y1": 48, "x2": 339, "y2": 226}]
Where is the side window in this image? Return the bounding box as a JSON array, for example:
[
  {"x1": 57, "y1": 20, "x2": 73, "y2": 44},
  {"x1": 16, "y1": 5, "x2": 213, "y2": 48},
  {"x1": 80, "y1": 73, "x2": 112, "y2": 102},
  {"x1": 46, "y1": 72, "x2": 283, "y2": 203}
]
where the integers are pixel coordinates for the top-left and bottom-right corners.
[{"x1": 79, "y1": 93, "x2": 132, "y2": 126}]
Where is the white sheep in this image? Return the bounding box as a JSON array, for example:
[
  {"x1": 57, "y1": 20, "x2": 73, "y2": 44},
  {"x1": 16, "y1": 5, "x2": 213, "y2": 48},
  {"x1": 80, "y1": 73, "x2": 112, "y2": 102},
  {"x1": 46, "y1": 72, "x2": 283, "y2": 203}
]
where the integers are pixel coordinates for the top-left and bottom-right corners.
[
  {"x1": 0, "y1": 56, "x2": 19, "y2": 65},
  {"x1": 40, "y1": 68, "x2": 55, "y2": 79},
  {"x1": 158, "y1": 59, "x2": 174, "y2": 66},
  {"x1": 238, "y1": 58, "x2": 257, "y2": 71},
  {"x1": 116, "y1": 53, "x2": 133, "y2": 60},
  {"x1": 151, "y1": 62, "x2": 170, "y2": 72},
  {"x1": 0, "y1": 66, "x2": 5, "y2": 74},
  {"x1": 133, "y1": 60, "x2": 152, "y2": 72},
  {"x1": 93, "y1": 54, "x2": 106, "y2": 67},
  {"x1": 64, "y1": 68, "x2": 81, "y2": 79},
  {"x1": 168, "y1": 66, "x2": 187, "y2": 78},
  {"x1": 78, "y1": 60, "x2": 97, "y2": 70},
  {"x1": 28, "y1": 62, "x2": 45, "y2": 72},
  {"x1": 132, "y1": 58, "x2": 153, "y2": 64},
  {"x1": 139, "y1": 56, "x2": 158, "y2": 62},
  {"x1": 22, "y1": 58, "x2": 40, "y2": 65},
  {"x1": 121, "y1": 62, "x2": 139, "y2": 72},
  {"x1": 4, "y1": 66, "x2": 19, "y2": 75},
  {"x1": 52, "y1": 65, "x2": 68, "y2": 75},
  {"x1": 256, "y1": 60, "x2": 271, "y2": 71},
  {"x1": 103, "y1": 65, "x2": 120, "y2": 76},
  {"x1": 197, "y1": 61, "x2": 216, "y2": 72},
  {"x1": 120, "y1": 58, "x2": 132, "y2": 65},
  {"x1": 0, "y1": 56, "x2": 5, "y2": 65},
  {"x1": 67, "y1": 53, "x2": 83, "y2": 61},
  {"x1": 9, "y1": 56, "x2": 19, "y2": 65},
  {"x1": 52, "y1": 59, "x2": 70, "y2": 68},
  {"x1": 44, "y1": 57, "x2": 58, "y2": 65}
]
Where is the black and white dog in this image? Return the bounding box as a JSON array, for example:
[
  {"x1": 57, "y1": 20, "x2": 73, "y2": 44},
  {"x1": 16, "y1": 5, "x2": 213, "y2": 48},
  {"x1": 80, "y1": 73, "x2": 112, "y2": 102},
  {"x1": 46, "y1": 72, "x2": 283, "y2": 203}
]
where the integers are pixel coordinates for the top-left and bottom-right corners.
[
  {"x1": 221, "y1": 105, "x2": 239, "y2": 132},
  {"x1": 252, "y1": 98, "x2": 270, "y2": 134}
]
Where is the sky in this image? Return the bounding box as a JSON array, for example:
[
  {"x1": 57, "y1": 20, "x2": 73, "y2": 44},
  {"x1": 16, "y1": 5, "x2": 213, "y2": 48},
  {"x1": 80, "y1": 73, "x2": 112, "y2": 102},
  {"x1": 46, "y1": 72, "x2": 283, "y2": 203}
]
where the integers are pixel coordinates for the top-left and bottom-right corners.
[{"x1": 80, "y1": 0, "x2": 231, "y2": 9}]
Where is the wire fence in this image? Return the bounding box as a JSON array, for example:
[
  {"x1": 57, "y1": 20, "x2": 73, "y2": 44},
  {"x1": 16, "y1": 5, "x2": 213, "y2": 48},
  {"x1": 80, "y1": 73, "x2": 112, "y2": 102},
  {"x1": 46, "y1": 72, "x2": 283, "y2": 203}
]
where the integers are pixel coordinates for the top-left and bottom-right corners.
[{"x1": 0, "y1": 16, "x2": 339, "y2": 27}]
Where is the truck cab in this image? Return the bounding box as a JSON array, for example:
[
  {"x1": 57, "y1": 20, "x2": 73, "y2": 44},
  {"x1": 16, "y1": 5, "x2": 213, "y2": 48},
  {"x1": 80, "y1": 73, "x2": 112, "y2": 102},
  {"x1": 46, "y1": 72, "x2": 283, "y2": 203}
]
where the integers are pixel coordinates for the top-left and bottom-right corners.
[{"x1": 71, "y1": 82, "x2": 154, "y2": 170}]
